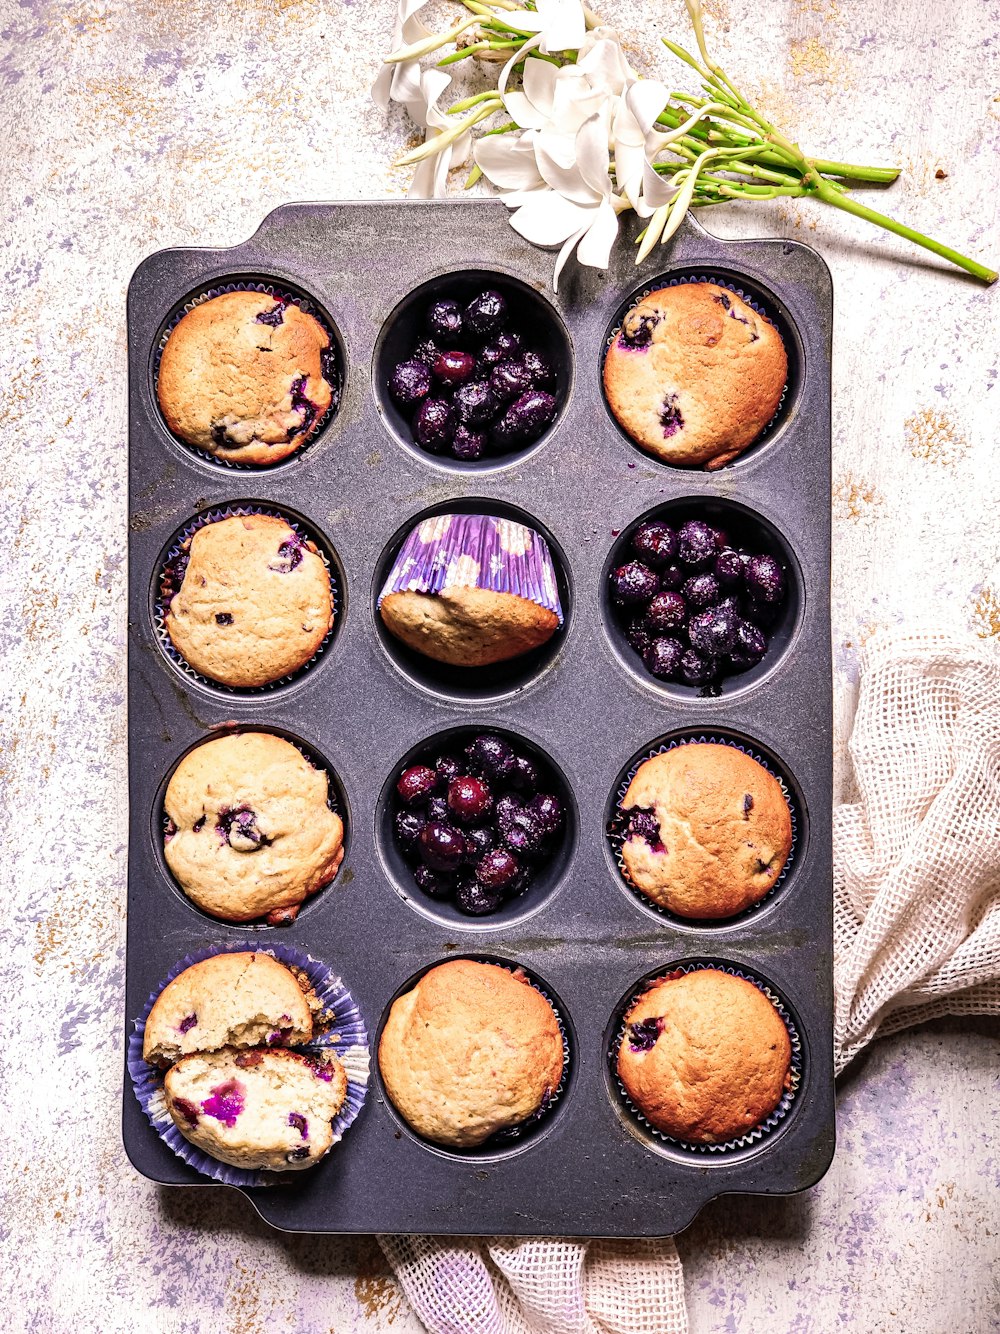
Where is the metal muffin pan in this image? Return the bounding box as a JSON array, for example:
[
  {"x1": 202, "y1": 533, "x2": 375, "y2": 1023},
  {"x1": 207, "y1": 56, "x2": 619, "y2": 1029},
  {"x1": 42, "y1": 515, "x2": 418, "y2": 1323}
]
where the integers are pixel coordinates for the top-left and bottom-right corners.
[{"x1": 124, "y1": 199, "x2": 834, "y2": 1236}]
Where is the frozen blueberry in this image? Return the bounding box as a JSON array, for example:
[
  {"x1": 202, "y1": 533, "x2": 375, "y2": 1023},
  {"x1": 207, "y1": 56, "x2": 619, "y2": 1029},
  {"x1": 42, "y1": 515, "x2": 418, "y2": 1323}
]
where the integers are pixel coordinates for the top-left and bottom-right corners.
[
  {"x1": 448, "y1": 775, "x2": 493, "y2": 824},
  {"x1": 730, "y1": 619, "x2": 768, "y2": 668},
  {"x1": 688, "y1": 604, "x2": 739, "y2": 657},
  {"x1": 411, "y1": 336, "x2": 441, "y2": 368},
  {"x1": 716, "y1": 594, "x2": 742, "y2": 618},
  {"x1": 643, "y1": 636, "x2": 685, "y2": 680},
  {"x1": 389, "y1": 360, "x2": 432, "y2": 408},
  {"x1": 626, "y1": 619, "x2": 653, "y2": 657},
  {"x1": 418, "y1": 821, "x2": 466, "y2": 872},
  {"x1": 394, "y1": 809, "x2": 427, "y2": 859},
  {"x1": 682, "y1": 573, "x2": 720, "y2": 609},
  {"x1": 491, "y1": 390, "x2": 556, "y2": 447},
  {"x1": 745, "y1": 554, "x2": 786, "y2": 604},
  {"x1": 495, "y1": 793, "x2": 523, "y2": 833},
  {"x1": 465, "y1": 289, "x2": 507, "y2": 340},
  {"x1": 610, "y1": 561, "x2": 659, "y2": 607},
  {"x1": 426, "y1": 299, "x2": 463, "y2": 346},
  {"x1": 522, "y1": 348, "x2": 556, "y2": 389},
  {"x1": 494, "y1": 330, "x2": 523, "y2": 359},
  {"x1": 679, "y1": 646, "x2": 718, "y2": 687},
  {"x1": 463, "y1": 825, "x2": 495, "y2": 861},
  {"x1": 677, "y1": 520, "x2": 718, "y2": 567},
  {"x1": 645, "y1": 591, "x2": 686, "y2": 633},
  {"x1": 631, "y1": 521, "x2": 677, "y2": 568},
  {"x1": 433, "y1": 349, "x2": 477, "y2": 388},
  {"x1": 489, "y1": 357, "x2": 533, "y2": 403},
  {"x1": 426, "y1": 795, "x2": 450, "y2": 824},
  {"x1": 456, "y1": 878, "x2": 503, "y2": 915},
  {"x1": 452, "y1": 380, "x2": 496, "y2": 427},
  {"x1": 396, "y1": 765, "x2": 438, "y2": 806},
  {"x1": 510, "y1": 754, "x2": 540, "y2": 795},
  {"x1": 477, "y1": 342, "x2": 505, "y2": 371},
  {"x1": 476, "y1": 848, "x2": 521, "y2": 892},
  {"x1": 451, "y1": 425, "x2": 488, "y2": 461},
  {"x1": 466, "y1": 734, "x2": 515, "y2": 782},
  {"x1": 527, "y1": 792, "x2": 563, "y2": 835},
  {"x1": 434, "y1": 754, "x2": 462, "y2": 787},
  {"x1": 659, "y1": 562, "x2": 685, "y2": 592},
  {"x1": 413, "y1": 864, "x2": 454, "y2": 899},
  {"x1": 501, "y1": 807, "x2": 548, "y2": 857},
  {"x1": 712, "y1": 527, "x2": 730, "y2": 551},
  {"x1": 714, "y1": 548, "x2": 744, "y2": 586},
  {"x1": 414, "y1": 397, "x2": 456, "y2": 452}
]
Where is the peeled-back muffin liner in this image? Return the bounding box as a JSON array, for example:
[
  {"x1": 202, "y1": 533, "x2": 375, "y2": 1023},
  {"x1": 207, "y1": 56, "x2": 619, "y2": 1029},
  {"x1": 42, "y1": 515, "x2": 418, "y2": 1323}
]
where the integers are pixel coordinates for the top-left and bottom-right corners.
[
  {"x1": 160, "y1": 727, "x2": 346, "y2": 926},
  {"x1": 611, "y1": 961, "x2": 802, "y2": 1156},
  {"x1": 603, "y1": 272, "x2": 789, "y2": 454},
  {"x1": 387, "y1": 957, "x2": 571, "y2": 1154},
  {"x1": 607, "y1": 733, "x2": 798, "y2": 925},
  {"x1": 152, "y1": 279, "x2": 342, "y2": 469},
  {"x1": 128, "y1": 941, "x2": 369, "y2": 1187},
  {"x1": 154, "y1": 503, "x2": 339, "y2": 694},
  {"x1": 377, "y1": 511, "x2": 564, "y2": 627}
]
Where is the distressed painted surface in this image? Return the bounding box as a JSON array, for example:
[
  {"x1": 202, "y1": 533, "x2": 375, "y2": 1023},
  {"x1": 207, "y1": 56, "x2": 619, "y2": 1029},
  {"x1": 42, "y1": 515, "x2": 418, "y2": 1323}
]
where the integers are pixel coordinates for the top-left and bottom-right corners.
[{"x1": 2, "y1": 0, "x2": 998, "y2": 1330}]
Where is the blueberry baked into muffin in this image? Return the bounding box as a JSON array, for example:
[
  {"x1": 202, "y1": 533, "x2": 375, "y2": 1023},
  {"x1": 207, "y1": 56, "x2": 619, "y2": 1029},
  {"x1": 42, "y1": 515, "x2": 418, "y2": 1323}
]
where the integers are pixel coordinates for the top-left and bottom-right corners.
[
  {"x1": 388, "y1": 288, "x2": 559, "y2": 462},
  {"x1": 378, "y1": 513, "x2": 563, "y2": 667},
  {"x1": 143, "y1": 951, "x2": 348, "y2": 1172},
  {"x1": 157, "y1": 291, "x2": 336, "y2": 465},
  {"x1": 603, "y1": 282, "x2": 787, "y2": 469},
  {"x1": 164, "y1": 732, "x2": 345, "y2": 924},
  {"x1": 378, "y1": 959, "x2": 564, "y2": 1148},
  {"x1": 617, "y1": 968, "x2": 792, "y2": 1143},
  {"x1": 614, "y1": 744, "x2": 792, "y2": 918},
  {"x1": 162, "y1": 513, "x2": 334, "y2": 688}
]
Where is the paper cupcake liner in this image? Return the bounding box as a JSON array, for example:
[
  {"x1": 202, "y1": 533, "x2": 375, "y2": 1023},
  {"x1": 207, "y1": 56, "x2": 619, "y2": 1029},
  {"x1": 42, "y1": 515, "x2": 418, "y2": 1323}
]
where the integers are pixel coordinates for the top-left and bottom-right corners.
[
  {"x1": 388, "y1": 957, "x2": 570, "y2": 1154},
  {"x1": 378, "y1": 511, "x2": 564, "y2": 626},
  {"x1": 610, "y1": 961, "x2": 802, "y2": 1156},
  {"x1": 607, "y1": 733, "x2": 798, "y2": 925},
  {"x1": 604, "y1": 273, "x2": 789, "y2": 450},
  {"x1": 128, "y1": 941, "x2": 369, "y2": 1186},
  {"x1": 152, "y1": 279, "x2": 342, "y2": 470},
  {"x1": 154, "y1": 504, "x2": 339, "y2": 695}
]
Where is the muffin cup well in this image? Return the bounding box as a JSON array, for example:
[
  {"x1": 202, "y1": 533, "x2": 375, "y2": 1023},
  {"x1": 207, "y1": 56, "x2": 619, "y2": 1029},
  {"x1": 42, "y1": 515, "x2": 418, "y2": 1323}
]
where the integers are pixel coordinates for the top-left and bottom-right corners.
[
  {"x1": 374, "y1": 955, "x2": 572, "y2": 1159},
  {"x1": 601, "y1": 269, "x2": 798, "y2": 469},
  {"x1": 606, "y1": 731, "x2": 800, "y2": 927},
  {"x1": 377, "y1": 724, "x2": 577, "y2": 931},
  {"x1": 373, "y1": 268, "x2": 572, "y2": 473},
  {"x1": 155, "y1": 723, "x2": 350, "y2": 929},
  {"x1": 607, "y1": 961, "x2": 802, "y2": 1157},
  {"x1": 151, "y1": 277, "x2": 344, "y2": 470},
  {"x1": 127, "y1": 941, "x2": 369, "y2": 1186},
  {"x1": 153, "y1": 503, "x2": 342, "y2": 695},
  {"x1": 373, "y1": 499, "x2": 572, "y2": 705},
  {"x1": 601, "y1": 496, "x2": 803, "y2": 700}
]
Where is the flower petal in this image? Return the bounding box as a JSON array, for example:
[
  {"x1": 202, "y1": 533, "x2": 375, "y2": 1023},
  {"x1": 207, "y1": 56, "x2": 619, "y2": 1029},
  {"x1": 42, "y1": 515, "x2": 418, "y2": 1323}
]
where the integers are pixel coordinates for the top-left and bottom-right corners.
[
  {"x1": 575, "y1": 198, "x2": 619, "y2": 269},
  {"x1": 508, "y1": 191, "x2": 595, "y2": 247},
  {"x1": 532, "y1": 0, "x2": 587, "y2": 53},
  {"x1": 523, "y1": 55, "x2": 557, "y2": 120},
  {"x1": 552, "y1": 224, "x2": 589, "y2": 291},
  {"x1": 574, "y1": 107, "x2": 612, "y2": 198},
  {"x1": 474, "y1": 133, "x2": 545, "y2": 191},
  {"x1": 534, "y1": 131, "x2": 598, "y2": 205}
]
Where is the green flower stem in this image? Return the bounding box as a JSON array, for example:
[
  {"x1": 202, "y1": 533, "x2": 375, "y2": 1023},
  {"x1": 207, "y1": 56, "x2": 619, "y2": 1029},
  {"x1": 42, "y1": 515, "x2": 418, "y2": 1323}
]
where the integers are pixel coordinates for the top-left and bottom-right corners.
[
  {"x1": 814, "y1": 179, "x2": 998, "y2": 283},
  {"x1": 810, "y1": 159, "x2": 899, "y2": 183},
  {"x1": 448, "y1": 90, "x2": 504, "y2": 113}
]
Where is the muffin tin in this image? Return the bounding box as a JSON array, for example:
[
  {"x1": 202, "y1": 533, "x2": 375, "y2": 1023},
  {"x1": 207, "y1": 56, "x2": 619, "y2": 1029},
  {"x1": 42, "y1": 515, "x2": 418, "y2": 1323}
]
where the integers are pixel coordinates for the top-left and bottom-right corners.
[{"x1": 124, "y1": 199, "x2": 834, "y2": 1235}]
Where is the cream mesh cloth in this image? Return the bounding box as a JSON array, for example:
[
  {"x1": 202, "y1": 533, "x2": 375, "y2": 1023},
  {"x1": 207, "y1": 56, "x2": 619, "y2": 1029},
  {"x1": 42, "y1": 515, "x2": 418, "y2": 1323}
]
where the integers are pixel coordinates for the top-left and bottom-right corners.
[{"x1": 381, "y1": 629, "x2": 1000, "y2": 1334}]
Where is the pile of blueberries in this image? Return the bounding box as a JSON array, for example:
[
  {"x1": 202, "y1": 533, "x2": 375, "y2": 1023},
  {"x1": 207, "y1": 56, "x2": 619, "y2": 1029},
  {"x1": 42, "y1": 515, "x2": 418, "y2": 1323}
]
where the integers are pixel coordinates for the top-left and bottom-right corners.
[
  {"x1": 392, "y1": 733, "x2": 566, "y2": 916},
  {"x1": 609, "y1": 516, "x2": 787, "y2": 690},
  {"x1": 388, "y1": 289, "x2": 558, "y2": 462}
]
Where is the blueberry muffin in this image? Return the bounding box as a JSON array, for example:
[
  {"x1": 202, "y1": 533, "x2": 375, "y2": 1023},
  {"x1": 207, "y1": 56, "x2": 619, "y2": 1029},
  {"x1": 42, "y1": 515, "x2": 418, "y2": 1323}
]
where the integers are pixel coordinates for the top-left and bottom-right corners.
[
  {"x1": 618, "y1": 744, "x2": 792, "y2": 918},
  {"x1": 378, "y1": 959, "x2": 564, "y2": 1147},
  {"x1": 157, "y1": 291, "x2": 335, "y2": 465},
  {"x1": 143, "y1": 951, "x2": 314, "y2": 1066},
  {"x1": 163, "y1": 514, "x2": 333, "y2": 688},
  {"x1": 617, "y1": 968, "x2": 792, "y2": 1143},
  {"x1": 378, "y1": 513, "x2": 563, "y2": 667},
  {"x1": 603, "y1": 283, "x2": 787, "y2": 468},
  {"x1": 164, "y1": 1047, "x2": 347, "y2": 1170},
  {"x1": 164, "y1": 732, "x2": 344, "y2": 924}
]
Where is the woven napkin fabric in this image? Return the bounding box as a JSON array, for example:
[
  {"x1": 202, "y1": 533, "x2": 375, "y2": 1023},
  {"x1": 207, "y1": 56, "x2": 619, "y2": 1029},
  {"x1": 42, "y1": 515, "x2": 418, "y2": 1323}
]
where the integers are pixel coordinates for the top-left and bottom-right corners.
[{"x1": 381, "y1": 628, "x2": 1000, "y2": 1334}]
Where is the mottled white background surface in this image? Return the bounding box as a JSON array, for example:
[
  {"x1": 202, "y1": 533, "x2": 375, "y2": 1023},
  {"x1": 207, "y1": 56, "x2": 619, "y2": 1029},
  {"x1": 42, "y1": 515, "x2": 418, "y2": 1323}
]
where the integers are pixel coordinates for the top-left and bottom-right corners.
[{"x1": 3, "y1": 0, "x2": 999, "y2": 1329}]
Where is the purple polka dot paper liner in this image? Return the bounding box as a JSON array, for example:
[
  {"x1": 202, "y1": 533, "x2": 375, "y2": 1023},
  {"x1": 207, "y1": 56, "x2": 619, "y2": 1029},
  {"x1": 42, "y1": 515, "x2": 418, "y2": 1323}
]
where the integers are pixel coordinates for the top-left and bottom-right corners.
[
  {"x1": 610, "y1": 961, "x2": 802, "y2": 1156},
  {"x1": 603, "y1": 272, "x2": 789, "y2": 451},
  {"x1": 607, "y1": 733, "x2": 798, "y2": 925},
  {"x1": 152, "y1": 278, "x2": 342, "y2": 470},
  {"x1": 377, "y1": 512, "x2": 564, "y2": 625},
  {"x1": 153, "y1": 504, "x2": 339, "y2": 695},
  {"x1": 128, "y1": 941, "x2": 369, "y2": 1187}
]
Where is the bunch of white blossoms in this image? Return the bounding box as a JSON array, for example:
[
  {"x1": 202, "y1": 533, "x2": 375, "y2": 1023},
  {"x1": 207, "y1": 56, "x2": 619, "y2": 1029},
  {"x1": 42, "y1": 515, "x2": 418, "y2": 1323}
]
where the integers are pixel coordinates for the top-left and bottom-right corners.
[{"x1": 374, "y1": 0, "x2": 697, "y2": 288}]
